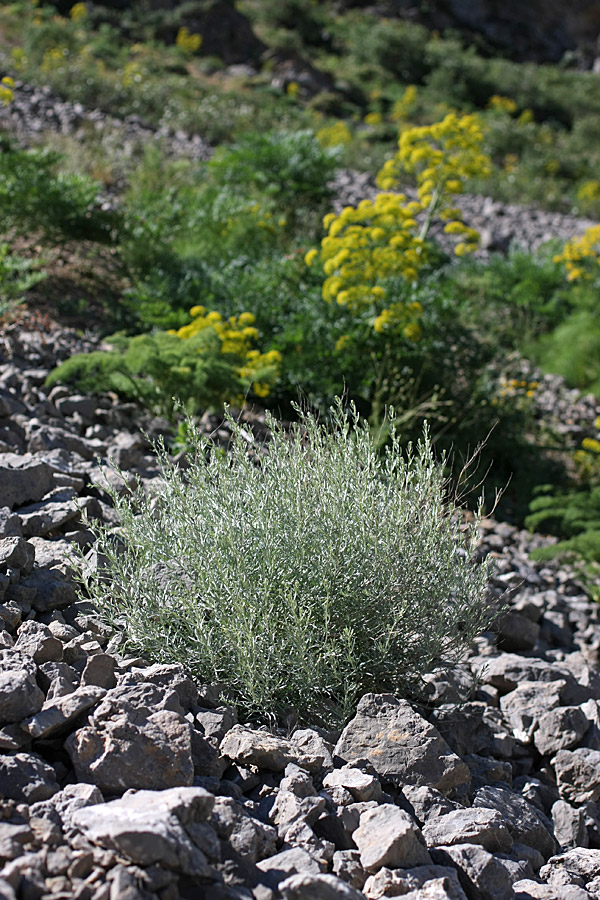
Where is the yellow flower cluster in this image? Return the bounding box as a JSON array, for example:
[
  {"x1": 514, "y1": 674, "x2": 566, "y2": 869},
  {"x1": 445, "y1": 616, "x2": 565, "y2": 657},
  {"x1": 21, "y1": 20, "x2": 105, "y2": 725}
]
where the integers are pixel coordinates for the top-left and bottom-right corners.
[
  {"x1": 486, "y1": 95, "x2": 517, "y2": 114},
  {"x1": 173, "y1": 307, "x2": 281, "y2": 398},
  {"x1": 0, "y1": 76, "x2": 14, "y2": 106},
  {"x1": 553, "y1": 225, "x2": 600, "y2": 282},
  {"x1": 316, "y1": 121, "x2": 352, "y2": 149},
  {"x1": 377, "y1": 113, "x2": 490, "y2": 255},
  {"x1": 577, "y1": 180, "x2": 600, "y2": 207},
  {"x1": 312, "y1": 193, "x2": 425, "y2": 313},
  {"x1": 391, "y1": 85, "x2": 417, "y2": 123},
  {"x1": 176, "y1": 27, "x2": 202, "y2": 55},
  {"x1": 69, "y1": 2, "x2": 87, "y2": 21},
  {"x1": 498, "y1": 378, "x2": 539, "y2": 399},
  {"x1": 305, "y1": 113, "x2": 491, "y2": 339}
]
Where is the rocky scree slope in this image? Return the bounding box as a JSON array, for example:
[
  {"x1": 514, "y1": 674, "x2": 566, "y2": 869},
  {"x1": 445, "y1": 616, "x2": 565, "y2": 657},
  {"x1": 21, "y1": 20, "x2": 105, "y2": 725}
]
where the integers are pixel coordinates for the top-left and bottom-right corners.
[
  {"x1": 1, "y1": 321, "x2": 600, "y2": 900},
  {"x1": 1, "y1": 80, "x2": 598, "y2": 251}
]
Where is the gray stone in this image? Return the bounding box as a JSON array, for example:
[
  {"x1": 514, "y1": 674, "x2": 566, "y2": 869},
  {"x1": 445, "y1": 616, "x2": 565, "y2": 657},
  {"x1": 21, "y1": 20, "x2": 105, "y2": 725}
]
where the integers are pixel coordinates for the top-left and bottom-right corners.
[
  {"x1": 362, "y1": 866, "x2": 468, "y2": 900},
  {"x1": 220, "y1": 725, "x2": 296, "y2": 772},
  {"x1": 71, "y1": 786, "x2": 215, "y2": 876},
  {"x1": 257, "y1": 847, "x2": 322, "y2": 889},
  {"x1": 500, "y1": 682, "x2": 564, "y2": 742},
  {"x1": 353, "y1": 804, "x2": 431, "y2": 871},
  {"x1": 30, "y1": 782, "x2": 104, "y2": 831},
  {"x1": 429, "y1": 703, "x2": 515, "y2": 760},
  {"x1": 91, "y1": 683, "x2": 185, "y2": 723},
  {"x1": 0, "y1": 537, "x2": 35, "y2": 573},
  {"x1": 279, "y1": 872, "x2": 366, "y2": 900},
  {"x1": 211, "y1": 796, "x2": 277, "y2": 864},
  {"x1": 291, "y1": 728, "x2": 334, "y2": 772},
  {"x1": 431, "y1": 844, "x2": 515, "y2": 900},
  {"x1": 422, "y1": 808, "x2": 514, "y2": 853},
  {"x1": 473, "y1": 785, "x2": 558, "y2": 859},
  {"x1": 80, "y1": 653, "x2": 117, "y2": 689},
  {"x1": 475, "y1": 654, "x2": 571, "y2": 693},
  {"x1": 553, "y1": 748, "x2": 600, "y2": 804},
  {"x1": 551, "y1": 800, "x2": 588, "y2": 851},
  {"x1": 195, "y1": 707, "x2": 237, "y2": 745},
  {"x1": 0, "y1": 454, "x2": 54, "y2": 509},
  {"x1": 66, "y1": 709, "x2": 195, "y2": 793},
  {"x1": 534, "y1": 707, "x2": 589, "y2": 756},
  {"x1": 271, "y1": 791, "x2": 326, "y2": 838},
  {"x1": 0, "y1": 752, "x2": 59, "y2": 802},
  {"x1": 335, "y1": 694, "x2": 470, "y2": 794},
  {"x1": 540, "y1": 848, "x2": 600, "y2": 882},
  {"x1": 21, "y1": 685, "x2": 106, "y2": 739},
  {"x1": 14, "y1": 620, "x2": 63, "y2": 664},
  {"x1": 401, "y1": 785, "x2": 458, "y2": 826},
  {"x1": 322, "y1": 768, "x2": 383, "y2": 803},
  {"x1": 122, "y1": 663, "x2": 199, "y2": 710},
  {"x1": 513, "y1": 880, "x2": 590, "y2": 899},
  {"x1": 496, "y1": 610, "x2": 540, "y2": 652},
  {"x1": 332, "y1": 850, "x2": 366, "y2": 890},
  {"x1": 21, "y1": 569, "x2": 77, "y2": 611},
  {"x1": 0, "y1": 649, "x2": 44, "y2": 723}
]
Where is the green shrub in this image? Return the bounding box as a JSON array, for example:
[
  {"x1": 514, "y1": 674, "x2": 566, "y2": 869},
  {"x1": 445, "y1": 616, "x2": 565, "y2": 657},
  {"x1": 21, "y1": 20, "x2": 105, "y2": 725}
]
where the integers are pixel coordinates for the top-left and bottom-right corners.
[
  {"x1": 527, "y1": 485, "x2": 600, "y2": 564},
  {"x1": 78, "y1": 402, "x2": 492, "y2": 726},
  {"x1": 46, "y1": 312, "x2": 281, "y2": 421},
  {"x1": 0, "y1": 145, "x2": 115, "y2": 241},
  {"x1": 0, "y1": 243, "x2": 46, "y2": 315}
]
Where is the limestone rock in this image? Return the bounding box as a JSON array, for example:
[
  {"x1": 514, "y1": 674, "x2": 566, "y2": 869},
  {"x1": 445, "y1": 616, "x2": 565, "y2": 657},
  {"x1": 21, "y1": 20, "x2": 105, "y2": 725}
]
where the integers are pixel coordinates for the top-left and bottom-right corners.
[
  {"x1": 422, "y1": 808, "x2": 514, "y2": 853},
  {"x1": 335, "y1": 695, "x2": 470, "y2": 794},
  {"x1": 353, "y1": 804, "x2": 431, "y2": 871},
  {"x1": 71, "y1": 786, "x2": 215, "y2": 876}
]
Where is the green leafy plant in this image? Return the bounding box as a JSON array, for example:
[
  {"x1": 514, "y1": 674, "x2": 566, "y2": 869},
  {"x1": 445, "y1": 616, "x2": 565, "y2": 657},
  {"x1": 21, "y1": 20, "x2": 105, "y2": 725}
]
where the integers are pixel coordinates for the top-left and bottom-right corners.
[
  {"x1": 0, "y1": 244, "x2": 46, "y2": 315},
  {"x1": 46, "y1": 306, "x2": 281, "y2": 421},
  {"x1": 78, "y1": 402, "x2": 492, "y2": 726},
  {"x1": 0, "y1": 144, "x2": 115, "y2": 241}
]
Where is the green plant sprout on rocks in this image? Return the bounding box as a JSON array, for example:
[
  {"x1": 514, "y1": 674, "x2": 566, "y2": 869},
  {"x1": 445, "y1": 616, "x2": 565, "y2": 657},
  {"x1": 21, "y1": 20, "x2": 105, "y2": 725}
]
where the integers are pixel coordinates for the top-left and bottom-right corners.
[{"x1": 77, "y1": 401, "x2": 493, "y2": 727}]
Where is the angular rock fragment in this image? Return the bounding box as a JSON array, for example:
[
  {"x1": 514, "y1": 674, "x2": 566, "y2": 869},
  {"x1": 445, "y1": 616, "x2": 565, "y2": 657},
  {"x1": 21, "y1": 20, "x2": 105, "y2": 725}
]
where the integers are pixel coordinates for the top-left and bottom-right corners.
[
  {"x1": 257, "y1": 847, "x2": 323, "y2": 890},
  {"x1": 473, "y1": 785, "x2": 558, "y2": 859},
  {"x1": 0, "y1": 752, "x2": 59, "y2": 803},
  {"x1": 335, "y1": 694, "x2": 470, "y2": 794},
  {"x1": 500, "y1": 681, "x2": 564, "y2": 742},
  {"x1": 0, "y1": 537, "x2": 35, "y2": 573},
  {"x1": 20, "y1": 685, "x2": 106, "y2": 739},
  {"x1": 212, "y1": 796, "x2": 277, "y2": 864},
  {"x1": 66, "y1": 709, "x2": 195, "y2": 793},
  {"x1": 220, "y1": 725, "x2": 296, "y2": 772},
  {"x1": 0, "y1": 455, "x2": 54, "y2": 509},
  {"x1": 551, "y1": 800, "x2": 588, "y2": 851},
  {"x1": 431, "y1": 843, "x2": 515, "y2": 900},
  {"x1": 539, "y1": 847, "x2": 600, "y2": 882},
  {"x1": 71, "y1": 786, "x2": 215, "y2": 876},
  {"x1": 0, "y1": 649, "x2": 44, "y2": 723},
  {"x1": 279, "y1": 872, "x2": 366, "y2": 899},
  {"x1": 322, "y1": 767, "x2": 382, "y2": 803},
  {"x1": 422, "y1": 808, "x2": 513, "y2": 853},
  {"x1": 553, "y1": 748, "x2": 600, "y2": 804},
  {"x1": 353, "y1": 804, "x2": 431, "y2": 871},
  {"x1": 14, "y1": 620, "x2": 63, "y2": 664},
  {"x1": 533, "y1": 707, "x2": 589, "y2": 756}
]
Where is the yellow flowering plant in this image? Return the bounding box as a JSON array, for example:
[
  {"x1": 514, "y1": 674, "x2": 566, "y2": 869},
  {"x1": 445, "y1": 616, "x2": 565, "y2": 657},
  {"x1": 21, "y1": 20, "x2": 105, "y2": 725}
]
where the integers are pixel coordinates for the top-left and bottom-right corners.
[
  {"x1": 306, "y1": 112, "x2": 491, "y2": 338},
  {"x1": 553, "y1": 225, "x2": 600, "y2": 282},
  {"x1": 0, "y1": 76, "x2": 15, "y2": 106},
  {"x1": 47, "y1": 306, "x2": 282, "y2": 420}
]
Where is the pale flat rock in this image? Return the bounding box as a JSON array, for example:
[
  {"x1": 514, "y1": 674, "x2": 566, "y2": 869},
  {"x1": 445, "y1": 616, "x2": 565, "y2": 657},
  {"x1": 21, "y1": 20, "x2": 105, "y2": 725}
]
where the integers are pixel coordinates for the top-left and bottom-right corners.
[
  {"x1": 335, "y1": 694, "x2": 470, "y2": 794},
  {"x1": 71, "y1": 786, "x2": 215, "y2": 876},
  {"x1": 363, "y1": 865, "x2": 466, "y2": 900},
  {"x1": 220, "y1": 725, "x2": 296, "y2": 772},
  {"x1": 540, "y1": 848, "x2": 600, "y2": 882},
  {"x1": 21, "y1": 685, "x2": 106, "y2": 739},
  {"x1": 422, "y1": 808, "x2": 513, "y2": 853},
  {"x1": 514, "y1": 879, "x2": 591, "y2": 899},
  {"x1": 533, "y1": 707, "x2": 589, "y2": 756}
]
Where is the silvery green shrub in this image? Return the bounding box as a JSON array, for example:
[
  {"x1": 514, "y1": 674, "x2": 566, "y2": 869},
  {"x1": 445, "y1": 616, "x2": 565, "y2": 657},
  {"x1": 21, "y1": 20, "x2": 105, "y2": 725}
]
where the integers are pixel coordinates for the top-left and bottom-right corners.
[{"x1": 80, "y1": 402, "x2": 492, "y2": 726}]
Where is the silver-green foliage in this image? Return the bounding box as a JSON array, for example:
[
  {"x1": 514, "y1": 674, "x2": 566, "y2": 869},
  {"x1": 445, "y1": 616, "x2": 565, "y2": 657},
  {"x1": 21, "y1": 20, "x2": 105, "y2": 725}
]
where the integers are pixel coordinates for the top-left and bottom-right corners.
[{"x1": 80, "y1": 403, "x2": 492, "y2": 726}]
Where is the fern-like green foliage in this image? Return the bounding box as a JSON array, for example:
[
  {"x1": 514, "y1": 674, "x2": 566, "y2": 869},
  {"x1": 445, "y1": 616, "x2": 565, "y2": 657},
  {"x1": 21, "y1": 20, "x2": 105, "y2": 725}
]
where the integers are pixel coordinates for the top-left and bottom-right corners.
[
  {"x1": 526, "y1": 484, "x2": 600, "y2": 562},
  {"x1": 46, "y1": 329, "x2": 277, "y2": 421}
]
